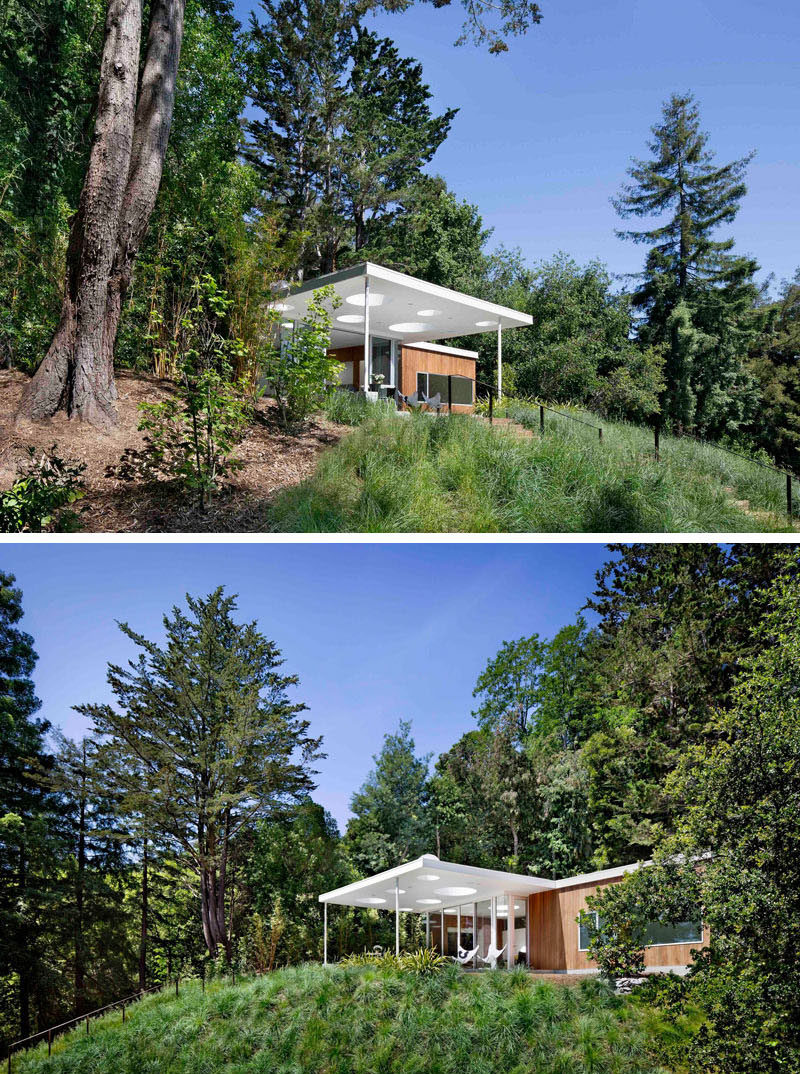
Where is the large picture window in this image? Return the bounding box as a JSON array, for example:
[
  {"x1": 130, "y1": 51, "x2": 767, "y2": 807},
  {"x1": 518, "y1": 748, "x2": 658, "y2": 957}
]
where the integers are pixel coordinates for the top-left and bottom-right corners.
[
  {"x1": 578, "y1": 910, "x2": 702, "y2": 951},
  {"x1": 416, "y1": 372, "x2": 473, "y2": 405}
]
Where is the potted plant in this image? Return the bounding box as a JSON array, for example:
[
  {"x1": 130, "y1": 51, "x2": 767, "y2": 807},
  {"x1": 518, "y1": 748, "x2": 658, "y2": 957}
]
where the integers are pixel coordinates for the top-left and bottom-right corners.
[{"x1": 366, "y1": 372, "x2": 385, "y2": 402}]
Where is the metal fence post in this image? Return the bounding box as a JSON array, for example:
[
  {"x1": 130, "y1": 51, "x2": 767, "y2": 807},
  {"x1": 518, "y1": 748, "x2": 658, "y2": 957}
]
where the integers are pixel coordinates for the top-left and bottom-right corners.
[
  {"x1": 448, "y1": 375, "x2": 452, "y2": 414},
  {"x1": 598, "y1": 427, "x2": 603, "y2": 444},
  {"x1": 86, "y1": 1016, "x2": 89, "y2": 1035},
  {"x1": 654, "y1": 423, "x2": 660, "y2": 462},
  {"x1": 488, "y1": 391, "x2": 493, "y2": 424},
  {"x1": 122, "y1": 1003, "x2": 125, "y2": 1023},
  {"x1": 48, "y1": 1030, "x2": 52, "y2": 1056},
  {"x1": 539, "y1": 405, "x2": 544, "y2": 434},
  {"x1": 788, "y1": 474, "x2": 793, "y2": 520},
  {"x1": 175, "y1": 978, "x2": 179, "y2": 998}
]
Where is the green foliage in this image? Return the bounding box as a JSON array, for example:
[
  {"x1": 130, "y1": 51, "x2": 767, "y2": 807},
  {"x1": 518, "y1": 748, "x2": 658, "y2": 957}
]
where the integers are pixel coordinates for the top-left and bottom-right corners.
[
  {"x1": 0, "y1": 446, "x2": 85, "y2": 533},
  {"x1": 14, "y1": 966, "x2": 667, "y2": 1074},
  {"x1": 346, "y1": 721, "x2": 432, "y2": 875},
  {"x1": 614, "y1": 92, "x2": 760, "y2": 435},
  {"x1": 398, "y1": 947, "x2": 450, "y2": 975},
  {"x1": 265, "y1": 286, "x2": 342, "y2": 429},
  {"x1": 267, "y1": 405, "x2": 795, "y2": 533},
  {"x1": 0, "y1": 447, "x2": 84, "y2": 533},
  {"x1": 136, "y1": 275, "x2": 253, "y2": 509}
]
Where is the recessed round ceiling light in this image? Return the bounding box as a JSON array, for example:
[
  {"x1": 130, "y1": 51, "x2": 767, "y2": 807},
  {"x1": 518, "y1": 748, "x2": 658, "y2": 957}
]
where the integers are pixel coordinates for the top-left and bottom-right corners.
[
  {"x1": 417, "y1": 308, "x2": 441, "y2": 317},
  {"x1": 389, "y1": 322, "x2": 434, "y2": 333},
  {"x1": 356, "y1": 897, "x2": 386, "y2": 905},
  {"x1": 281, "y1": 322, "x2": 294, "y2": 329},
  {"x1": 496, "y1": 909, "x2": 508, "y2": 917},
  {"x1": 385, "y1": 889, "x2": 406, "y2": 895},
  {"x1": 273, "y1": 302, "x2": 293, "y2": 312},
  {"x1": 416, "y1": 898, "x2": 441, "y2": 905},
  {"x1": 345, "y1": 292, "x2": 384, "y2": 307},
  {"x1": 399, "y1": 906, "x2": 413, "y2": 912},
  {"x1": 434, "y1": 886, "x2": 477, "y2": 898},
  {"x1": 417, "y1": 873, "x2": 440, "y2": 882},
  {"x1": 475, "y1": 320, "x2": 498, "y2": 327},
  {"x1": 337, "y1": 314, "x2": 364, "y2": 324}
]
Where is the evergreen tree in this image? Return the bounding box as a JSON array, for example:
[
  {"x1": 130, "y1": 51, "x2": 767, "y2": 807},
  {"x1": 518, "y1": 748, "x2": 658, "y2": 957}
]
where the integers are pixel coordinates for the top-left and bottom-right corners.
[
  {"x1": 346, "y1": 721, "x2": 432, "y2": 874},
  {"x1": 0, "y1": 572, "x2": 56, "y2": 1043},
  {"x1": 76, "y1": 587, "x2": 322, "y2": 960},
  {"x1": 614, "y1": 92, "x2": 759, "y2": 433}
]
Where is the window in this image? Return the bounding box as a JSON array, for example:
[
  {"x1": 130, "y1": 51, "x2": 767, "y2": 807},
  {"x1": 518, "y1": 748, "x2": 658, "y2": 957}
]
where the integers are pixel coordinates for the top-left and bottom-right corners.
[
  {"x1": 645, "y1": 920, "x2": 703, "y2": 946},
  {"x1": 578, "y1": 910, "x2": 599, "y2": 951},
  {"x1": 416, "y1": 372, "x2": 473, "y2": 405},
  {"x1": 578, "y1": 910, "x2": 702, "y2": 951},
  {"x1": 371, "y1": 338, "x2": 392, "y2": 386}
]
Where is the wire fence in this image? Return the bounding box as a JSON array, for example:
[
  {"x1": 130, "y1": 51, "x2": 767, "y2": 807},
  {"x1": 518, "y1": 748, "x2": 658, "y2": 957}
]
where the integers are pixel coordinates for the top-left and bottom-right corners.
[
  {"x1": 502, "y1": 399, "x2": 797, "y2": 521},
  {"x1": 3, "y1": 968, "x2": 243, "y2": 1073}
]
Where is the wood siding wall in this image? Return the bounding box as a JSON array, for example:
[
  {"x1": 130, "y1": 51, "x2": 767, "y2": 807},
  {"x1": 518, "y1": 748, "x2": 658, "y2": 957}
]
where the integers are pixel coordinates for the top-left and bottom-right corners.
[
  {"x1": 328, "y1": 345, "x2": 363, "y2": 387},
  {"x1": 400, "y1": 345, "x2": 476, "y2": 410},
  {"x1": 529, "y1": 878, "x2": 710, "y2": 973}
]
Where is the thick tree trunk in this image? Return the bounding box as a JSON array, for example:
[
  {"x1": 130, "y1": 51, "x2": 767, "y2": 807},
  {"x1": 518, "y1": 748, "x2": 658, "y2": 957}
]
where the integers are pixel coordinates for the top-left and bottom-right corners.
[
  {"x1": 18, "y1": 0, "x2": 186, "y2": 429},
  {"x1": 75, "y1": 749, "x2": 87, "y2": 1013},
  {"x1": 139, "y1": 837, "x2": 148, "y2": 990}
]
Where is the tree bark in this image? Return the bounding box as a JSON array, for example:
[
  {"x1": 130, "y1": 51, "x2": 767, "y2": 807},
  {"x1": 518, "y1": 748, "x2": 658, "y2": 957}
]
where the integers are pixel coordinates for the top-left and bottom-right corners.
[
  {"x1": 18, "y1": 0, "x2": 186, "y2": 429},
  {"x1": 139, "y1": 836, "x2": 148, "y2": 990},
  {"x1": 75, "y1": 745, "x2": 87, "y2": 1013}
]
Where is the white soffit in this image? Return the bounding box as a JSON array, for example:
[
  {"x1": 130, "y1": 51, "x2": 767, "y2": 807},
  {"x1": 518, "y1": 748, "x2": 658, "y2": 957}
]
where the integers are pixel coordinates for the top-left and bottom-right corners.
[
  {"x1": 274, "y1": 262, "x2": 533, "y2": 351},
  {"x1": 319, "y1": 855, "x2": 554, "y2": 912}
]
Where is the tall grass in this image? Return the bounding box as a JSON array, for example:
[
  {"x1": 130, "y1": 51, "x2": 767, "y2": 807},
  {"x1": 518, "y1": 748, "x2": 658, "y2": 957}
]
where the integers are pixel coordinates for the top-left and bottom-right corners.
[
  {"x1": 15, "y1": 964, "x2": 673, "y2": 1074},
  {"x1": 267, "y1": 407, "x2": 794, "y2": 532}
]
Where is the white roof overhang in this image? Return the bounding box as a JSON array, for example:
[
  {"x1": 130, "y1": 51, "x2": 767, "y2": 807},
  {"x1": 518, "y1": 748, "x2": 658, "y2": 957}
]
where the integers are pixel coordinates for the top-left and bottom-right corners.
[
  {"x1": 273, "y1": 262, "x2": 533, "y2": 352},
  {"x1": 319, "y1": 854, "x2": 554, "y2": 912}
]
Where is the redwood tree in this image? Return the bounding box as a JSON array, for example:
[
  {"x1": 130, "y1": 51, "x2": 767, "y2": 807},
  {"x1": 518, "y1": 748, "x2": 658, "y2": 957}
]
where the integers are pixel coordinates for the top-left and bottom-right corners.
[{"x1": 18, "y1": 0, "x2": 186, "y2": 427}]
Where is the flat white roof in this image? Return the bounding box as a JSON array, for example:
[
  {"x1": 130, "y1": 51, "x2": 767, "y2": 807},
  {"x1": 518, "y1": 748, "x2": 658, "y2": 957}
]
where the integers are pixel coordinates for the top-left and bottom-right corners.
[
  {"x1": 274, "y1": 262, "x2": 532, "y2": 351},
  {"x1": 319, "y1": 854, "x2": 554, "y2": 911}
]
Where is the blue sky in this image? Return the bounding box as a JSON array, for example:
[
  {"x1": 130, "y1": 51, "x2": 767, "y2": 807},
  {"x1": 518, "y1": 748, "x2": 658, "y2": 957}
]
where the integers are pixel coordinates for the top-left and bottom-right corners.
[
  {"x1": 3, "y1": 542, "x2": 612, "y2": 829},
  {"x1": 233, "y1": 0, "x2": 799, "y2": 290}
]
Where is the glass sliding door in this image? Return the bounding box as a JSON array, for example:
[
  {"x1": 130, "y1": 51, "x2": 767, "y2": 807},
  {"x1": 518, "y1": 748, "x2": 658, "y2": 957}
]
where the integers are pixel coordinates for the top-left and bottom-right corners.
[
  {"x1": 513, "y1": 898, "x2": 528, "y2": 966},
  {"x1": 443, "y1": 907, "x2": 459, "y2": 957},
  {"x1": 496, "y1": 896, "x2": 508, "y2": 967},
  {"x1": 370, "y1": 338, "x2": 393, "y2": 388},
  {"x1": 459, "y1": 904, "x2": 475, "y2": 956},
  {"x1": 476, "y1": 899, "x2": 491, "y2": 963},
  {"x1": 429, "y1": 912, "x2": 442, "y2": 954}
]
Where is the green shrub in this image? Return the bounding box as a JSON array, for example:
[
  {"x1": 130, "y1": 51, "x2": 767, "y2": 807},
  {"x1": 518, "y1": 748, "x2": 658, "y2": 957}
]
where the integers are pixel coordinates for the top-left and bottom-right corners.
[
  {"x1": 399, "y1": 947, "x2": 450, "y2": 975},
  {"x1": 136, "y1": 275, "x2": 253, "y2": 510},
  {"x1": 264, "y1": 286, "x2": 342, "y2": 429},
  {"x1": 0, "y1": 446, "x2": 85, "y2": 532}
]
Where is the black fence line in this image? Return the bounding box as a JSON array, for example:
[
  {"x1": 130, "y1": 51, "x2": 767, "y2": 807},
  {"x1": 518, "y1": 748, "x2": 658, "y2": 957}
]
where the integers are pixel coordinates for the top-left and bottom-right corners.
[{"x1": 4, "y1": 967, "x2": 245, "y2": 1073}]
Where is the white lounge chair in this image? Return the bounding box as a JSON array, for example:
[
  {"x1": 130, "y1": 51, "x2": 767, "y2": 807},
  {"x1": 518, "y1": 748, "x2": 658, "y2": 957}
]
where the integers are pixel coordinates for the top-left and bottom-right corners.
[
  {"x1": 478, "y1": 943, "x2": 506, "y2": 969},
  {"x1": 452, "y1": 945, "x2": 479, "y2": 966}
]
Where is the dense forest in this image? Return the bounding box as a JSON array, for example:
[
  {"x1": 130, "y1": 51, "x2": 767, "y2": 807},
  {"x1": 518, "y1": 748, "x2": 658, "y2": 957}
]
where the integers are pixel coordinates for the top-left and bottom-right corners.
[
  {"x1": 2, "y1": 543, "x2": 799, "y2": 1070},
  {"x1": 1, "y1": 0, "x2": 798, "y2": 472}
]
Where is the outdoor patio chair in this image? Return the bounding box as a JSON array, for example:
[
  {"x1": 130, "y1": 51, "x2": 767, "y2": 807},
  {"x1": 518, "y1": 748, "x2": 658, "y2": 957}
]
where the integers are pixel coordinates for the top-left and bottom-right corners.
[
  {"x1": 477, "y1": 943, "x2": 506, "y2": 969},
  {"x1": 426, "y1": 392, "x2": 443, "y2": 413},
  {"x1": 405, "y1": 392, "x2": 423, "y2": 409},
  {"x1": 452, "y1": 945, "x2": 479, "y2": 966}
]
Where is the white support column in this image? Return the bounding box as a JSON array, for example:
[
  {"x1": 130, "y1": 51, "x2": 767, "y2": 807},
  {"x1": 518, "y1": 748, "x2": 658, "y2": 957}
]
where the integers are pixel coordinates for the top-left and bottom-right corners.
[
  {"x1": 323, "y1": 901, "x2": 328, "y2": 966},
  {"x1": 457, "y1": 907, "x2": 461, "y2": 956},
  {"x1": 395, "y1": 877, "x2": 400, "y2": 957},
  {"x1": 491, "y1": 896, "x2": 497, "y2": 967},
  {"x1": 441, "y1": 909, "x2": 445, "y2": 956},
  {"x1": 363, "y1": 275, "x2": 371, "y2": 392},
  {"x1": 473, "y1": 900, "x2": 478, "y2": 967},
  {"x1": 426, "y1": 912, "x2": 430, "y2": 948},
  {"x1": 497, "y1": 323, "x2": 503, "y2": 400}
]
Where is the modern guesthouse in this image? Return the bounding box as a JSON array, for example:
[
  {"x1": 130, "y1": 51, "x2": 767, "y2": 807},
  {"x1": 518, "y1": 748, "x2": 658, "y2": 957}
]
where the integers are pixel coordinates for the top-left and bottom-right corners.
[
  {"x1": 319, "y1": 854, "x2": 707, "y2": 974},
  {"x1": 273, "y1": 262, "x2": 534, "y2": 409}
]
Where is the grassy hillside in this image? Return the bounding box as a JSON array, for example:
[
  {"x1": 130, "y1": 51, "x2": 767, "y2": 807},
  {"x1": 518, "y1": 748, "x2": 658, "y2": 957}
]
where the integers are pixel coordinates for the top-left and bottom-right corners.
[
  {"x1": 14, "y1": 964, "x2": 676, "y2": 1074},
  {"x1": 266, "y1": 402, "x2": 797, "y2": 532}
]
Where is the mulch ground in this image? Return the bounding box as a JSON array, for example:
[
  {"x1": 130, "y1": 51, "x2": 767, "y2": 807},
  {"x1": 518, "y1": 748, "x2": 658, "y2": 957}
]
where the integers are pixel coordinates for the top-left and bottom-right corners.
[{"x1": 0, "y1": 369, "x2": 348, "y2": 532}]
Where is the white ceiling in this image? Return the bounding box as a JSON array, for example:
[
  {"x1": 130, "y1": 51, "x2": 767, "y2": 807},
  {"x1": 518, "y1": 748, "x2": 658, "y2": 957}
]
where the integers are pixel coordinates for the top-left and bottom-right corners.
[
  {"x1": 273, "y1": 262, "x2": 533, "y2": 352},
  {"x1": 319, "y1": 855, "x2": 554, "y2": 913}
]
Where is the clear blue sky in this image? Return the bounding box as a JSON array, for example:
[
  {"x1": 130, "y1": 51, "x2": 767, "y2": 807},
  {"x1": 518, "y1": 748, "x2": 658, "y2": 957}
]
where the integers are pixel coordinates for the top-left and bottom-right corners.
[
  {"x1": 234, "y1": 0, "x2": 799, "y2": 290},
  {"x1": 3, "y1": 542, "x2": 614, "y2": 830}
]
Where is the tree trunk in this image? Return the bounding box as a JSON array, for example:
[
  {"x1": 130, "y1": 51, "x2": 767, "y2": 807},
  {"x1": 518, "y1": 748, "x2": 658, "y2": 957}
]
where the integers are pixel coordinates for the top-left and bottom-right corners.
[
  {"x1": 18, "y1": 847, "x2": 31, "y2": 1039},
  {"x1": 139, "y1": 836, "x2": 148, "y2": 990},
  {"x1": 18, "y1": 0, "x2": 186, "y2": 429},
  {"x1": 75, "y1": 746, "x2": 87, "y2": 1013}
]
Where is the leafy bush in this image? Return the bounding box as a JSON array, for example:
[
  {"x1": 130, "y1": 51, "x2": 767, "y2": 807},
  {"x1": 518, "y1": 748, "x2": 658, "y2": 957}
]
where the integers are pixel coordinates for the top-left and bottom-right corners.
[
  {"x1": 136, "y1": 275, "x2": 253, "y2": 509},
  {"x1": 321, "y1": 390, "x2": 394, "y2": 426},
  {"x1": 399, "y1": 947, "x2": 450, "y2": 975},
  {"x1": 264, "y1": 286, "x2": 343, "y2": 429},
  {"x1": 0, "y1": 446, "x2": 85, "y2": 532},
  {"x1": 340, "y1": 949, "x2": 400, "y2": 969}
]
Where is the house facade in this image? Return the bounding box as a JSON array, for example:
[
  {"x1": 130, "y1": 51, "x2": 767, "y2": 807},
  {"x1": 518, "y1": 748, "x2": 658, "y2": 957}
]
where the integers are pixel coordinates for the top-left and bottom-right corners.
[
  {"x1": 272, "y1": 262, "x2": 533, "y2": 407},
  {"x1": 319, "y1": 855, "x2": 707, "y2": 974}
]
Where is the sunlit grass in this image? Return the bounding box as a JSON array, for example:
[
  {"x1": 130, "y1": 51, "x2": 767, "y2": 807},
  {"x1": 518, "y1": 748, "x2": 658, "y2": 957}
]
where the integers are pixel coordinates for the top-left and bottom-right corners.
[
  {"x1": 267, "y1": 404, "x2": 795, "y2": 532},
  {"x1": 15, "y1": 964, "x2": 676, "y2": 1074}
]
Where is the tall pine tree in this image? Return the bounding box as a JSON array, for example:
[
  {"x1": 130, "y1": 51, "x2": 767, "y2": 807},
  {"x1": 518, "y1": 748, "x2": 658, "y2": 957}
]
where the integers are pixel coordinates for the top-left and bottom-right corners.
[{"x1": 614, "y1": 93, "x2": 759, "y2": 434}]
